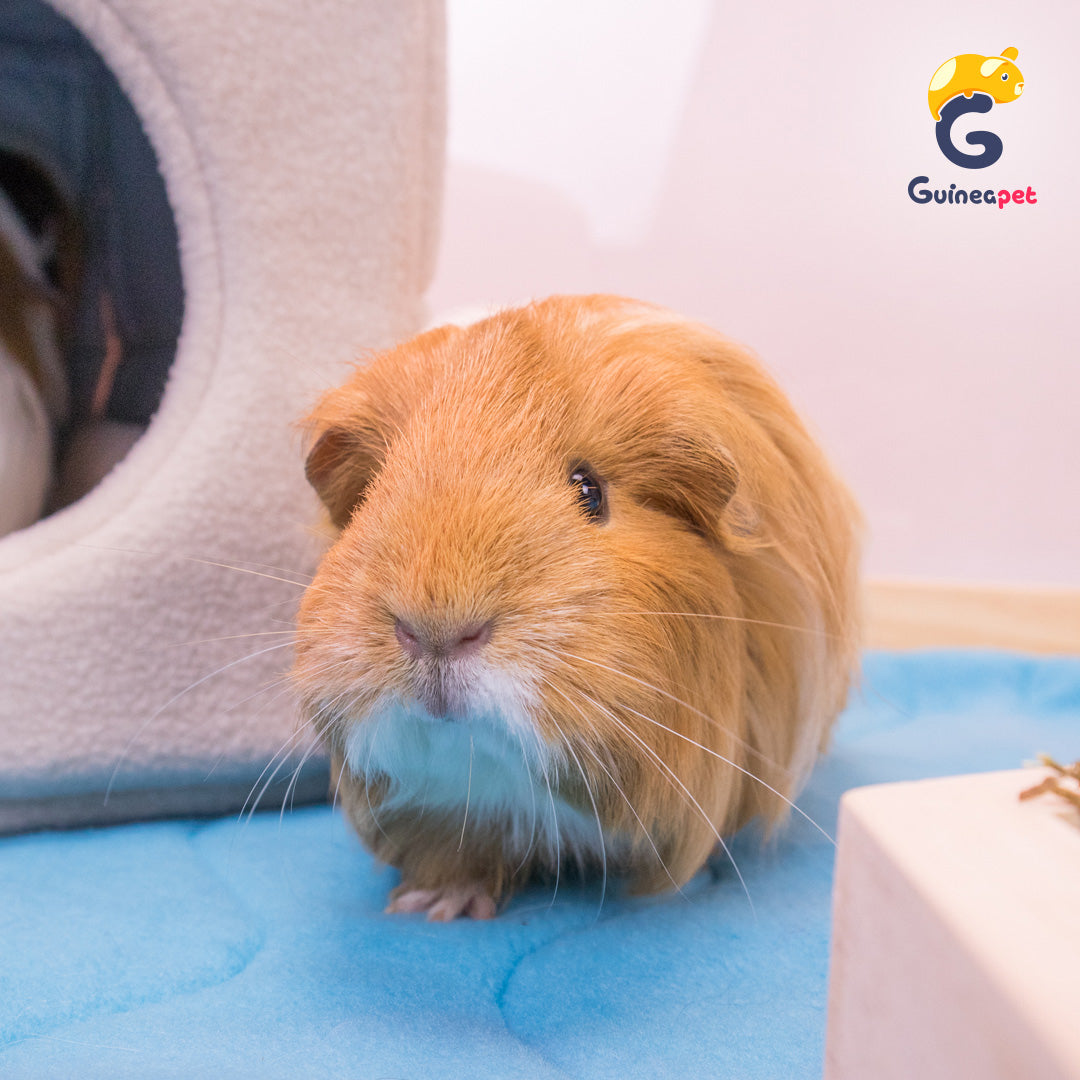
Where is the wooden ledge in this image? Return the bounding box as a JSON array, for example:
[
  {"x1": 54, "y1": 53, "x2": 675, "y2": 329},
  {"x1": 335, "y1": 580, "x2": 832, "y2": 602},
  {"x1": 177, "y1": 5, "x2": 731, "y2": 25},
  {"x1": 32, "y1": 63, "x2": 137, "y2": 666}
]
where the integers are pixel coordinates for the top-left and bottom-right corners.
[{"x1": 865, "y1": 580, "x2": 1080, "y2": 654}]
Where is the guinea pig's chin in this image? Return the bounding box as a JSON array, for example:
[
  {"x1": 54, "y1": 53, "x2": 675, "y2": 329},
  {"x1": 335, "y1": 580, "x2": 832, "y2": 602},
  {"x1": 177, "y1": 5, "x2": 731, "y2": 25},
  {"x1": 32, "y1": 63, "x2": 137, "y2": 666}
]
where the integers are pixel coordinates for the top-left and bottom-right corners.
[
  {"x1": 340, "y1": 680, "x2": 555, "y2": 792},
  {"x1": 339, "y1": 666, "x2": 546, "y2": 770}
]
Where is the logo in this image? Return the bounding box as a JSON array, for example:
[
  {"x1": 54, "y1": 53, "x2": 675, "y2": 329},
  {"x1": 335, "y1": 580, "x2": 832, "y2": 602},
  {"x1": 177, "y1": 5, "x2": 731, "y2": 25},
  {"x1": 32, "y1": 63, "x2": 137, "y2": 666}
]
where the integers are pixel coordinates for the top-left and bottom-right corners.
[
  {"x1": 907, "y1": 44, "x2": 1036, "y2": 209},
  {"x1": 928, "y1": 46, "x2": 1024, "y2": 168}
]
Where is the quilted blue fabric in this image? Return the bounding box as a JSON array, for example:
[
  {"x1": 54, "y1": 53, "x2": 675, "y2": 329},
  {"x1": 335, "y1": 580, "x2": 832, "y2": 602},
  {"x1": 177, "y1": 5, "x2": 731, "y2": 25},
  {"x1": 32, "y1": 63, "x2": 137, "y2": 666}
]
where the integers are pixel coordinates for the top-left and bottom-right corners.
[{"x1": 1, "y1": 650, "x2": 1077, "y2": 1079}]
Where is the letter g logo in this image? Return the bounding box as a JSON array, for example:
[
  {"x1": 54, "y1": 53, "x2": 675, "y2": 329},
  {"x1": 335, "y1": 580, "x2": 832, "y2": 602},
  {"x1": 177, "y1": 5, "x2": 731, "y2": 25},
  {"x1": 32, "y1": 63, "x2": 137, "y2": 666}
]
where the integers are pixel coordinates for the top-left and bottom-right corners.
[{"x1": 928, "y1": 47, "x2": 1024, "y2": 169}]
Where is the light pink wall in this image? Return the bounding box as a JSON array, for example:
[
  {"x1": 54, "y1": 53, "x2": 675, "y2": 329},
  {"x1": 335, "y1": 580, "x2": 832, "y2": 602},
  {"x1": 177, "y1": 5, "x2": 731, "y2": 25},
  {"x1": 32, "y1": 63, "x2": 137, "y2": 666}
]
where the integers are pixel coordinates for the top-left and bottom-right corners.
[{"x1": 429, "y1": 0, "x2": 1079, "y2": 587}]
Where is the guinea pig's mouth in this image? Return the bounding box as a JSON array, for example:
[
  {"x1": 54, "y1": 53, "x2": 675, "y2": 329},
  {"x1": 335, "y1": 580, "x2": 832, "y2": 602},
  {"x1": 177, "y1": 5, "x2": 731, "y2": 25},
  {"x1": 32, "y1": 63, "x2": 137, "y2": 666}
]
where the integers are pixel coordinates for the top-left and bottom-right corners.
[
  {"x1": 414, "y1": 688, "x2": 464, "y2": 723},
  {"x1": 409, "y1": 662, "x2": 475, "y2": 721}
]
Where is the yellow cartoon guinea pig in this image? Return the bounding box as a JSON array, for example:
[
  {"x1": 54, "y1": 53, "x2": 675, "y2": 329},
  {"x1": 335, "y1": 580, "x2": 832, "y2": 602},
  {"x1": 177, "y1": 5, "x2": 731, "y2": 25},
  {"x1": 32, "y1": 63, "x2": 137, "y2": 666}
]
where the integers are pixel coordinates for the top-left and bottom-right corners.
[{"x1": 928, "y1": 47, "x2": 1023, "y2": 121}]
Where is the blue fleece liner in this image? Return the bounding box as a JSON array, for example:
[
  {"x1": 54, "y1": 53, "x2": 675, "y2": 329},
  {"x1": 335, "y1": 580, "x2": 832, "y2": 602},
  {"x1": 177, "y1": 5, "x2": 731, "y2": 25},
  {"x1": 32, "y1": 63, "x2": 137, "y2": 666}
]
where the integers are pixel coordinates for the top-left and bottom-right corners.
[{"x1": 1, "y1": 650, "x2": 1077, "y2": 1079}]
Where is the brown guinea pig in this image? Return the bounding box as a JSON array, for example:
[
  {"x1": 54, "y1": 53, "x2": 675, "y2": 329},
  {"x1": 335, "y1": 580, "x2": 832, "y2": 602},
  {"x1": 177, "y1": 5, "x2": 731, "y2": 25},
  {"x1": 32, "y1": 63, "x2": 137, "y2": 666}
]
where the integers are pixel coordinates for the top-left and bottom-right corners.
[{"x1": 292, "y1": 294, "x2": 861, "y2": 921}]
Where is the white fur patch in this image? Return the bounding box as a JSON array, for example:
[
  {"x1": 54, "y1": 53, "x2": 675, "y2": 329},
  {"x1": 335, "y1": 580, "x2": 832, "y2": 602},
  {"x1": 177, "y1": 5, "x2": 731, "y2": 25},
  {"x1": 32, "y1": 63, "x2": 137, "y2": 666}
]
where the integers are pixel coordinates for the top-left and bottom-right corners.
[{"x1": 342, "y1": 687, "x2": 607, "y2": 863}]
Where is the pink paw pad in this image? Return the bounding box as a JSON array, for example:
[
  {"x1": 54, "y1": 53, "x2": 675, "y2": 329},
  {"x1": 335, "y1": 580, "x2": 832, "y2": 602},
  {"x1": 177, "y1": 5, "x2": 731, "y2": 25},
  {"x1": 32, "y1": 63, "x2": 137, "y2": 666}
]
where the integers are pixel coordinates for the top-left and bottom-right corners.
[{"x1": 386, "y1": 885, "x2": 497, "y2": 921}]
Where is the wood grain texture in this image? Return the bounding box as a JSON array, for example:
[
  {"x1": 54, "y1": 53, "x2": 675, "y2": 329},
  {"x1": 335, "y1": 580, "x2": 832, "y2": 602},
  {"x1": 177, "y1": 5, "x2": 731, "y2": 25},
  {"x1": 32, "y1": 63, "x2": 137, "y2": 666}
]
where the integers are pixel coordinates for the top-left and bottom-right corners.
[{"x1": 865, "y1": 580, "x2": 1080, "y2": 654}]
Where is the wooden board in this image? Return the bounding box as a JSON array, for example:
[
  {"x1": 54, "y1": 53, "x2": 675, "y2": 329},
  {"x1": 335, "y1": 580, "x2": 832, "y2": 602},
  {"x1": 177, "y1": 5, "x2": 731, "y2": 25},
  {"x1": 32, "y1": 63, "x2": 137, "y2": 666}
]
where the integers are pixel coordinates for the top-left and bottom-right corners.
[
  {"x1": 865, "y1": 580, "x2": 1080, "y2": 654},
  {"x1": 826, "y1": 769, "x2": 1080, "y2": 1080}
]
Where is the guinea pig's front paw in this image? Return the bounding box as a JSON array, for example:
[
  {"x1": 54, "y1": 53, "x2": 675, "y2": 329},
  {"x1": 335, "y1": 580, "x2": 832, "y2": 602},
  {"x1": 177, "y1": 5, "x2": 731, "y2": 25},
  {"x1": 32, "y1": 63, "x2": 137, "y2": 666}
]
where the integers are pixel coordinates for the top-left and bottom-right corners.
[{"x1": 386, "y1": 882, "x2": 498, "y2": 922}]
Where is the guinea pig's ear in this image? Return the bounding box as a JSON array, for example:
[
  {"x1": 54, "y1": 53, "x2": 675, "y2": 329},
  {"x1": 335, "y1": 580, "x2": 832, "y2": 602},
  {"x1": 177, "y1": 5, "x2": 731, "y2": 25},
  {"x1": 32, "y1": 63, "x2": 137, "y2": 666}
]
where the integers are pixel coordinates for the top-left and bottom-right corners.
[
  {"x1": 304, "y1": 420, "x2": 383, "y2": 529},
  {"x1": 302, "y1": 323, "x2": 462, "y2": 527},
  {"x1": 641, "y1": 429, "x2": 754, "y2": 545}
]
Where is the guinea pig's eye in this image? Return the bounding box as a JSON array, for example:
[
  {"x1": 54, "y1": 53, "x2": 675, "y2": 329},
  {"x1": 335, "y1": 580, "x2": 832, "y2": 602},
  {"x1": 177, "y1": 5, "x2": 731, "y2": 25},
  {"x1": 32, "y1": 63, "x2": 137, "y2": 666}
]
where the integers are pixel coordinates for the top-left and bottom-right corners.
[
  {"x1": 1001, "y1": 72, "x2": 1009, "y2": 80},
  {"x1": 569, "y1": 464, "x2": 606, "y2": 522}
]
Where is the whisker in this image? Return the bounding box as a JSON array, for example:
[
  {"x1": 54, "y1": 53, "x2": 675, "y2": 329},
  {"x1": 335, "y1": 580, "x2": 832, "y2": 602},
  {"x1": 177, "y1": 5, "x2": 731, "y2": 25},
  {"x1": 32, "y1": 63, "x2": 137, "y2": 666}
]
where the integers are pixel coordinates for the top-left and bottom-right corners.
[
  {"x1": 198, "y1": 648, "x2": 360, "y2": 786},
  {"x1": 529, "y1": 641, "x2": 788, "y2": 778},
  {"x1": 105, "y1": 640, "x2": 296, "y2": 804},
  {"x1": 279, "y1": 732, "x2": 326, "y2": 828},
  {"x1": 143, "y1": 629, "x2": 299, "y2": 655},
  {"x1": 145, "y1": 620, "x2": 344, "y2": 663},
  {"x1": 238, "y1": 723, "x2": 311, "y2": 824},
  {"x1": 256, "y1": 721, "x2": 320, "y2": 822},
  {"x1": 557, "y1": 654, "x2": 834, "y2": 846},
  {"x1": 574, "y1": 687, "x2": 755, "y2": 914},
  {"x1": 608, "y1": 609, "x2": 841, "y2": 640},
  {"x1": 203, "y1": 676, "x2": 304, "y2": 780},
  {"x1": 546, "y1": 681, "x2": 683, "y2": 897},
  {"x1": 364, "y1": 712, "x2": 392, "y2": 843},
  {"x1": 76, "y1": 542, "x2": 313, "y2": 588},
  {"x1": 330, "y1": 754, "x2": 346, "y2": 812},
  {"x1": 248, "y1": 684, "x2": 353, "y2": 814},
  {"x1": 538, "y1": 748, "x2": 562, "y2": 912},
  {"x1": 554, "y1": 646, "x2": 807, "y2": 783},
  {"x1": 458, "y1": 733, "x2": 475, "y2": 852},
  {"x1": 621, "y1": 698, "x2": 832, "y2": 844},
  {"x1": 580, "y1": 739, "x2": 685, "y2": 899},
  {"x1": 545, "y1": 706, "x2": 607, "y2": 919},
  {"x1": 510, "y1": 729, "x2": 541, "y2": 876}
]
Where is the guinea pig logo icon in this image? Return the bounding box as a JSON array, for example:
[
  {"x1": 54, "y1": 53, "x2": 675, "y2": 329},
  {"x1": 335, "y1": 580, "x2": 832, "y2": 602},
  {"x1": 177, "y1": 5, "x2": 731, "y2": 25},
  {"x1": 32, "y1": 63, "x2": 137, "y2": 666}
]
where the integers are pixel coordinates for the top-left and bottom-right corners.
[{"x1": 928, "y1": 46, "x2": 1024, "y2": 168}]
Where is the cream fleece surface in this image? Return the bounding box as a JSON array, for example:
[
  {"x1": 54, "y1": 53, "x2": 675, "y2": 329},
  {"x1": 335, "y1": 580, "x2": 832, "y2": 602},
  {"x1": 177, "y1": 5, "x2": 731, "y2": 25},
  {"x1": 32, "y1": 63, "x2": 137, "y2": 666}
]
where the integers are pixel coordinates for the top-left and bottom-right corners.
[{"x1": 0, "y1": 0, "x2": 445, "y2": 830}]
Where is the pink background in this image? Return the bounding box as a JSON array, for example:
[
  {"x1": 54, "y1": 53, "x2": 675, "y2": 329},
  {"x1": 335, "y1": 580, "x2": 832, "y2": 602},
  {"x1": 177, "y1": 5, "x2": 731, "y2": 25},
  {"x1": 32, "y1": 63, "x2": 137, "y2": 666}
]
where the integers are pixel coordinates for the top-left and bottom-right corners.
[{"x1": 428, "y1": 0, "x2": 1078, "y2": 588}]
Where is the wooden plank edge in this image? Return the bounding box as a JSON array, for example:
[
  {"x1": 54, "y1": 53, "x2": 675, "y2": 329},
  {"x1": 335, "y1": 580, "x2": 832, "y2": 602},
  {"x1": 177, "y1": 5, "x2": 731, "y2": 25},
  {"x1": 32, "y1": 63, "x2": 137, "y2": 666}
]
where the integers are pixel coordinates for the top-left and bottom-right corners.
[{"x1": 864, "y1": 580, "x2": 1080, "y2": 654}]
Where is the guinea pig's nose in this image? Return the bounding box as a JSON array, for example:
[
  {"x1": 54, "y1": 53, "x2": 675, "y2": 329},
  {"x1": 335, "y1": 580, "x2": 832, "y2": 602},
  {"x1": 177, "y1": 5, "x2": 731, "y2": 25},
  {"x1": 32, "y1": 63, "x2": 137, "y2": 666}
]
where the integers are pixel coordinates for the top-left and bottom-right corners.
[{"x1": 394, "y1": 617, "x2": 493, "y2": 661}]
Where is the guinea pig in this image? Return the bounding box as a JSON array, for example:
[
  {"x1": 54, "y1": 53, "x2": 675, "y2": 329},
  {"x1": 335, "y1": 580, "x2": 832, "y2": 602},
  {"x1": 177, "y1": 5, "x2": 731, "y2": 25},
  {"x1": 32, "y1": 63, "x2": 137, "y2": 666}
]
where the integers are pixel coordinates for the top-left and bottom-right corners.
[
  {"x1": 928, "y1": 46, "x2": 1023, "y2": 121},
  {"x1": 292, "y1": 295, "x2": 861, "y2": 921},
  {"x1": 0, "y1": 184, "x2": 66, "y2": 538}
]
